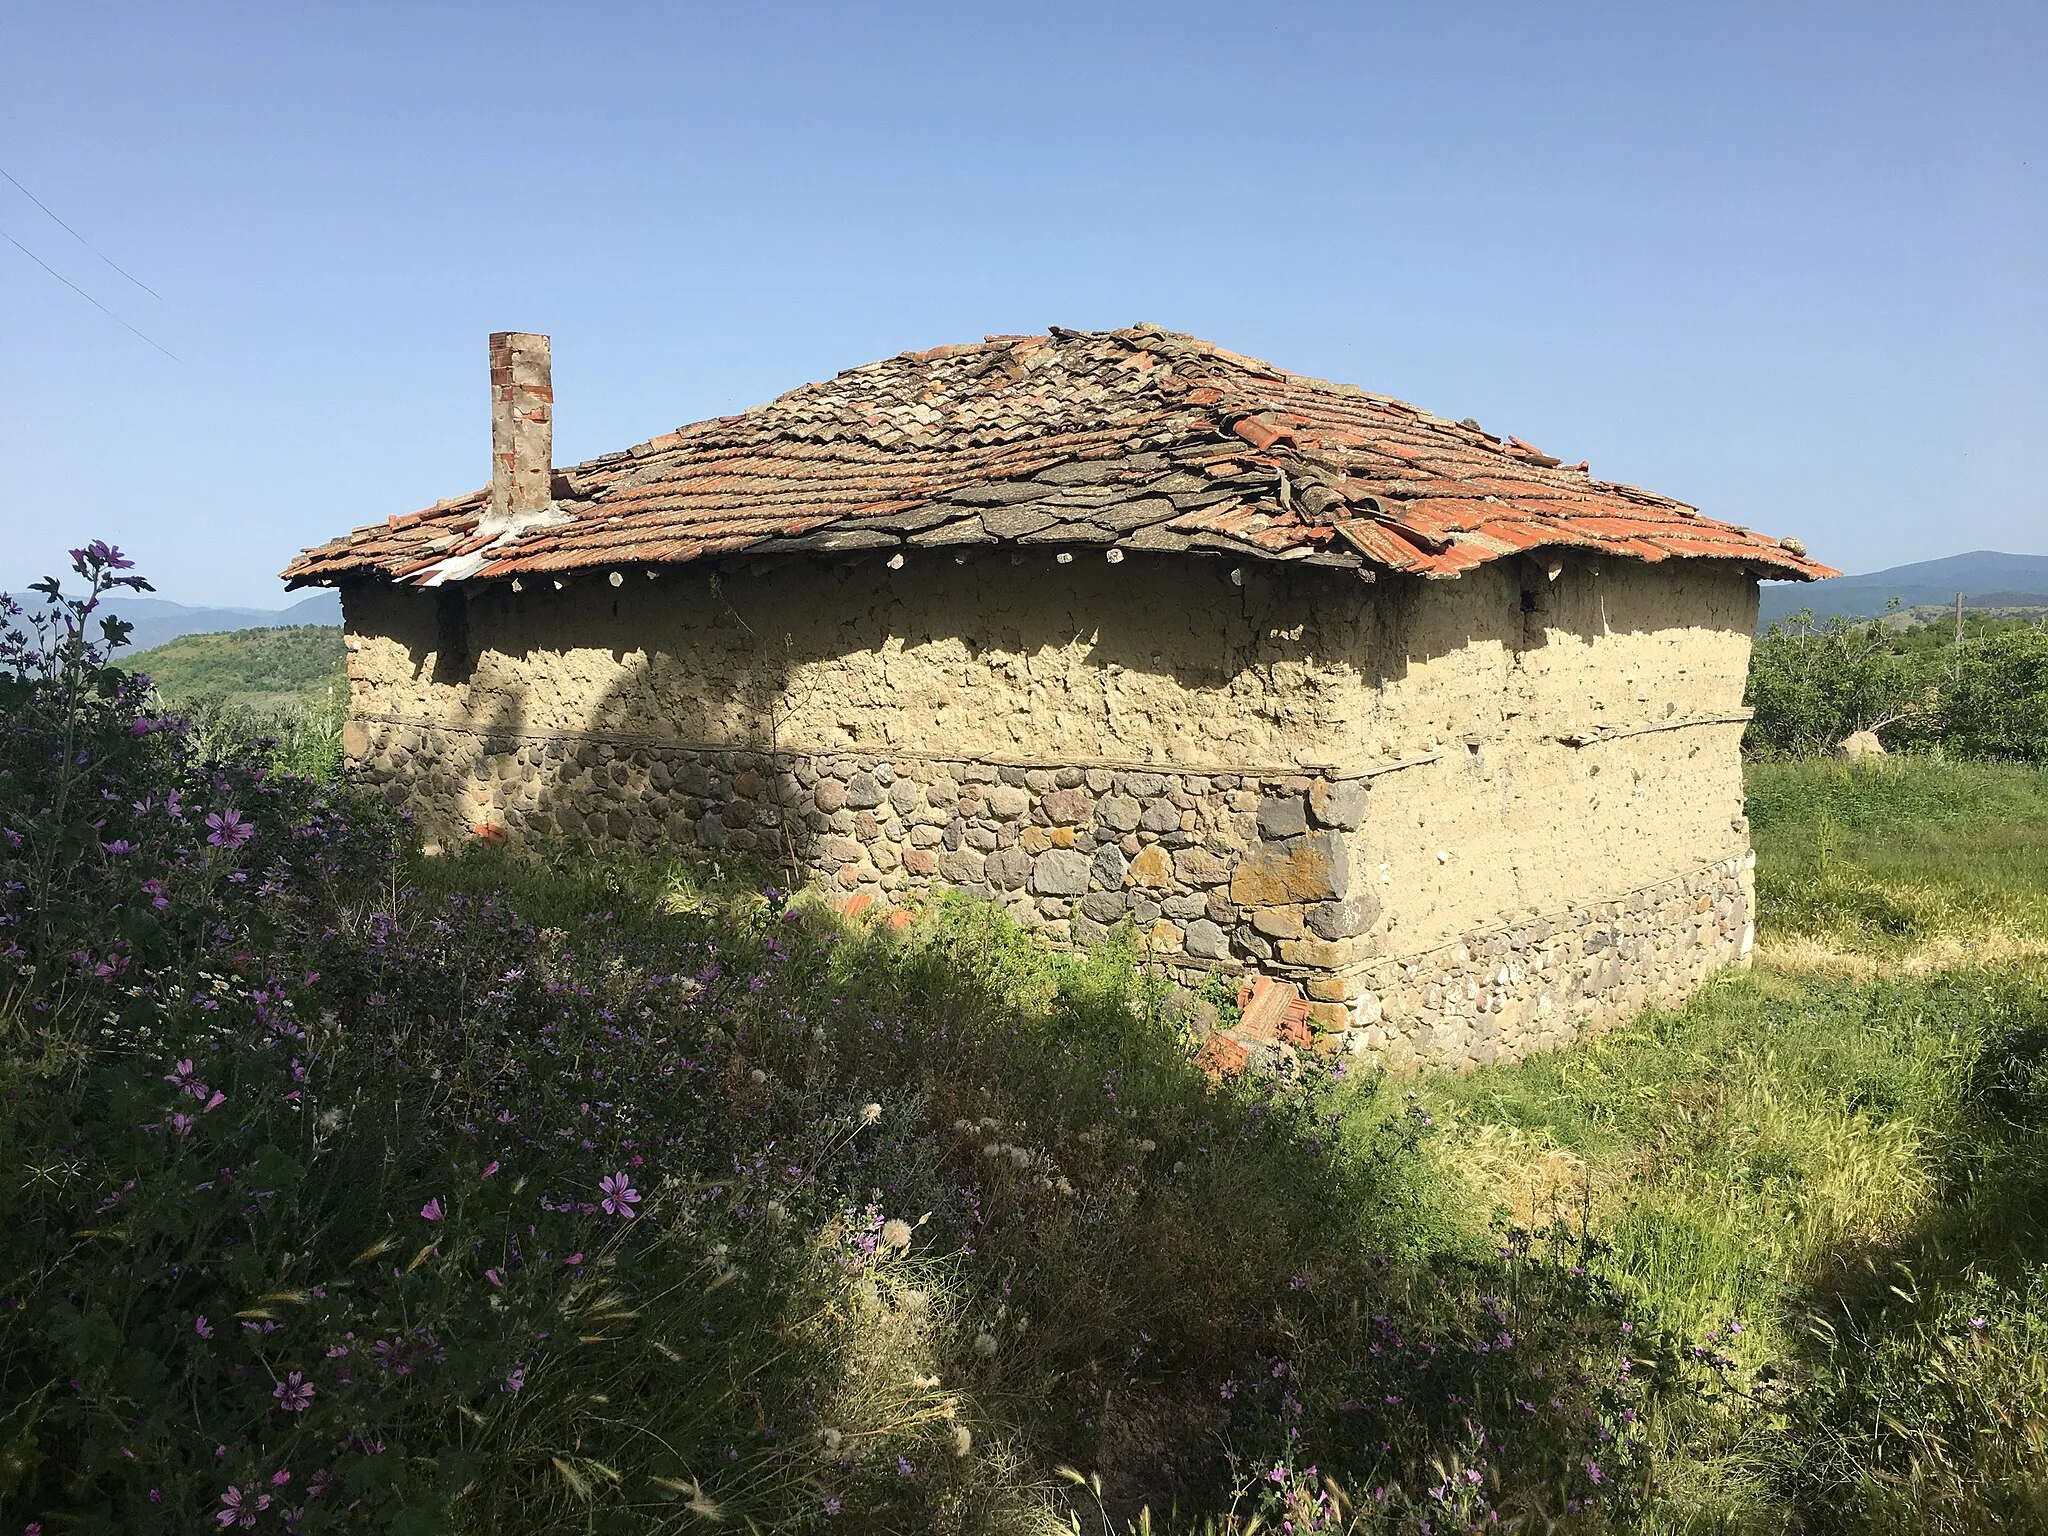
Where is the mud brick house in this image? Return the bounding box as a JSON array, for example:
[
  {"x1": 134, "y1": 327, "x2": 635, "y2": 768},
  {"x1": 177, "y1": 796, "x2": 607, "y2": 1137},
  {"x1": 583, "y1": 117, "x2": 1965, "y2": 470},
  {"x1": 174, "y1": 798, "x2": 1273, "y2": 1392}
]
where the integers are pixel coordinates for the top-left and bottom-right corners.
[{"x1": 284, "y1": 326, "x2": 1833, "y2": 1069}]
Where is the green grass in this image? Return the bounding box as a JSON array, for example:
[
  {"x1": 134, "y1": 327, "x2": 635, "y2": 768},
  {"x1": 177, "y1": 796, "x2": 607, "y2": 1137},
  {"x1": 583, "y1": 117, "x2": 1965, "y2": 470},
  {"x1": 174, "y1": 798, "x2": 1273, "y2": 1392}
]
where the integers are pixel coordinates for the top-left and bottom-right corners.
[
  {"x1": 121, "y1": 624, "x2": 344, "y2": 712},
  {"x1": 1746, "y1": 759, "x2": 2048, "y2": 962},
  {"x1": 1336, "y1": 757, "x2": 2048, "y2": 1532}
]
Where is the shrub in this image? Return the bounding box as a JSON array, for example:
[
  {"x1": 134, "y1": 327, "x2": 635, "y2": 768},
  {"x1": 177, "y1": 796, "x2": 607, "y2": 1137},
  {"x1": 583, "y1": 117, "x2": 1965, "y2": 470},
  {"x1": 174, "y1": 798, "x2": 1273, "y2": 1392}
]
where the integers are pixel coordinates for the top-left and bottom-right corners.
[{"x1": 1746, "y1": 611, "x2": 2048, "y2": 763}]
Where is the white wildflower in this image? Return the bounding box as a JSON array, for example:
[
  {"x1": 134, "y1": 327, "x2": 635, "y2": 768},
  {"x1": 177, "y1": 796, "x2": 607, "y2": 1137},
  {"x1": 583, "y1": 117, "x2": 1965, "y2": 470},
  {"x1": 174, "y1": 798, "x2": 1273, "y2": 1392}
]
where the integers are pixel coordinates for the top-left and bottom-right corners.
[
  {"x1": 879, "y1": 1218, "x2": 913, "y2": 1251},
  {"x1": 1136, "y1": 1139, "x2": 1156, "y2": 1154},
  {"x1": 860, "y1": 1102, "x2": 882, "y2": 1125},
  {"x1": 818, "y1": 1426, "x2": 844, "y2": 1454},
  {"x1": 1055, "y1": 1177, "x2": 1074, "y2": 1196},
  {"x1": 949, "y1": 1425, "x2": 973, "y2": 1457},
  {"x1": 983, "y1": 1142, "x2": 1005, "y2": 1159},
  {"x1": 748, "y1": 1068, "x2": 768, "y2": 1086},
  {"x1": 1007, "y1": 1146, "x2": 1031, "y2": 1169},
  {"x1": 953, "y1": 1118, "x2": 974, "y2": 1134},
  {"x1": 972, "y1": 1331, "x2": 998, "y2": 1360}
]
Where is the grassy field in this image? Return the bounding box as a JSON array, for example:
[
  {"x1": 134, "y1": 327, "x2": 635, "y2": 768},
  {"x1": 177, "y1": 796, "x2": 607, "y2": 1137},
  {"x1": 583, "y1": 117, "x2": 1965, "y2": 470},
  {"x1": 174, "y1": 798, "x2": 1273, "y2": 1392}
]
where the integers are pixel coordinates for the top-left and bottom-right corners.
[
  {"x1": 120, "y1": 623, "x2": 344, "y2": 711},
  {"x1": 1360, "y1": 759, "x2": 2048, "y2": 1532}
]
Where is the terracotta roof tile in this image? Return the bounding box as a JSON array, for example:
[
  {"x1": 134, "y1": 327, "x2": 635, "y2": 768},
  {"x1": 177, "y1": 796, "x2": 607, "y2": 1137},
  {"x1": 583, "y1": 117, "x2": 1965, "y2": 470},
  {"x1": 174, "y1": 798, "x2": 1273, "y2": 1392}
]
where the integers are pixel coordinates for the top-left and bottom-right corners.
[{"x1": 281, "y1": 325, "x2": 1835, "y2": 589}]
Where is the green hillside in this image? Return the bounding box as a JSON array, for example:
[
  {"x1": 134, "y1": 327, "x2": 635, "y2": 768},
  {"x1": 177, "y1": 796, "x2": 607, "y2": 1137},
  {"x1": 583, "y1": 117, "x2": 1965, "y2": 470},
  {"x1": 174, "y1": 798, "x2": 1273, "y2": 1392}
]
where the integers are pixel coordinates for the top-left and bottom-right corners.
[{"x1": 120, "y1": 624, "x2": 344, "y2": 711}]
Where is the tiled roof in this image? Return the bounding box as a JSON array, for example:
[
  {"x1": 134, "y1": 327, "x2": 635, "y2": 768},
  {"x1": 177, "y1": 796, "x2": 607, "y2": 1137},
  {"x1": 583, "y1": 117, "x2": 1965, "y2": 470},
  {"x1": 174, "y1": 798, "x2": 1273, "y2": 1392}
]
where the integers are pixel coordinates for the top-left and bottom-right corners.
[{"x1": 281, "y1": 325, "x2": 1834, "y2": 588}]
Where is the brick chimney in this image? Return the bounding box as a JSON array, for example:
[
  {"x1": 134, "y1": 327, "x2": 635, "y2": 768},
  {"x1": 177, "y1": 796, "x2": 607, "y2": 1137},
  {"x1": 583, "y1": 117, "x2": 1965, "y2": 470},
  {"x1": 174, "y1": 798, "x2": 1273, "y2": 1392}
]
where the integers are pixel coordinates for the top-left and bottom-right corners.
[{"x1": 488, "y1": 332, "x2": 552, "y2": 524}]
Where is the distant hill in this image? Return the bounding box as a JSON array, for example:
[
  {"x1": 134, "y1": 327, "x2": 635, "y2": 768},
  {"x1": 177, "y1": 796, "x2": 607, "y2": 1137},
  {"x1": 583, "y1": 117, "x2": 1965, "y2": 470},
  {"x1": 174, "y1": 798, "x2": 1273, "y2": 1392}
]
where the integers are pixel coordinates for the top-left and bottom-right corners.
[
  {"x1": 120, "y1": 625, "x2": 345, "y2": 712},
  {"x1": 98, "y1": 591, "x2": 344, "y2": 651},
  {"x1": 1759, "y1": 550, "x2": 2048, "y2": 628}
]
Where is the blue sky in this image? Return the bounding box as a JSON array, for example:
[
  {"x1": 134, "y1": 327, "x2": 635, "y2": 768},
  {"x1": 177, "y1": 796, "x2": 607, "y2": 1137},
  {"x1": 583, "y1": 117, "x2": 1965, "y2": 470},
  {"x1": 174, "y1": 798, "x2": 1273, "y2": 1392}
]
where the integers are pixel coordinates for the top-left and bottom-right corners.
[{"x1": 2, "y1": 1, "x2": 2042, "y2": 606}]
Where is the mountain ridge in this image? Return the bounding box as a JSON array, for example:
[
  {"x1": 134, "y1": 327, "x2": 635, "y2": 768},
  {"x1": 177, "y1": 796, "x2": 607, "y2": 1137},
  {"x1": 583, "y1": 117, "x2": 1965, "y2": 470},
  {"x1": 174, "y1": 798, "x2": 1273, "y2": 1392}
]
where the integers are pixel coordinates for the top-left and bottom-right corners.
[
  {"x1": 98, "y1": 592, "x2": 344, "y2": 651},
  {"x1": 1759, "y1": 549, "x2": 2048, "y2": 626}
]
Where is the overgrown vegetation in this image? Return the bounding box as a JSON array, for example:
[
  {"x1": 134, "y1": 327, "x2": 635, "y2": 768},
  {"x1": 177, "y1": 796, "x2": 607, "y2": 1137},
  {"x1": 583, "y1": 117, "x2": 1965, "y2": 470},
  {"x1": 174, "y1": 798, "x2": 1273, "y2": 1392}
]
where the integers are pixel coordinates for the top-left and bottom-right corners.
[
  {"x1": 1745, "y1": 608, "x2": 2048, "y2": 761},
  {"x1": 1384, "y1": 758, "x2": 2048, "y2": 1531},
  {"x1": 117, "y1": 624, "x2": 348, "y2": 782},
  {"x1": 6, "y1": 551, "x2": 2044, "y2": 1533}
]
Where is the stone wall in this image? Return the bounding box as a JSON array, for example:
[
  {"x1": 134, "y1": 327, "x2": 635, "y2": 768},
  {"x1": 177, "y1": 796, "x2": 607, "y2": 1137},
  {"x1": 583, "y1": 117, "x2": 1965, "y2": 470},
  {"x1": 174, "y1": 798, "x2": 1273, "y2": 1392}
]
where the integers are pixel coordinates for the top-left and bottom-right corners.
[
  {"x1": 1339, "y1": 854, "x2": 1752, "y2": 1070},
  {"x1": 339, "y1": 549, "x2": 1762, "y2": 1068},
  {"x1": 349, "y1": 721, "x2": 1375, "y2": 978}
]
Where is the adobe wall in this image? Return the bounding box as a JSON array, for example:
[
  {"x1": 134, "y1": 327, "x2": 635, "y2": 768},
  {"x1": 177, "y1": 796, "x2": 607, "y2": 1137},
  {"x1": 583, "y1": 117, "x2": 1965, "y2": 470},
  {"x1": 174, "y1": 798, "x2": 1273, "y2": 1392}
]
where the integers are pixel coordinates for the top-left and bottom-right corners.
[{"x1": 339, "y1": 550, "x2": 1760, "y2": 1068}]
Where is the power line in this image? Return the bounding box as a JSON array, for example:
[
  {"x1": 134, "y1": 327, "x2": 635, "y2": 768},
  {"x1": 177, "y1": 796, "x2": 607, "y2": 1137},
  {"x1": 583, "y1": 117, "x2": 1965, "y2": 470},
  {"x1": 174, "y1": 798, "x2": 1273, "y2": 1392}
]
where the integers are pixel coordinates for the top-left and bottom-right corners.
[
  {"x1": 1, "y1": 225, "x2": 182, "y2": 363},
  {"x1": 0, "y1": 161, "x2": 162, "y2": 301}
]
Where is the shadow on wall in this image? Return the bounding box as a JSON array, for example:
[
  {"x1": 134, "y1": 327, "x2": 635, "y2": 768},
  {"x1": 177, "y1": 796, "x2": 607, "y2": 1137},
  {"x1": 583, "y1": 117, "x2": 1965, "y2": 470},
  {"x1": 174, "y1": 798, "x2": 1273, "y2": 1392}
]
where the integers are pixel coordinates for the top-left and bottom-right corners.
[{"x1": 349, "y1": 547, "x2": 1728, "y2": 889}]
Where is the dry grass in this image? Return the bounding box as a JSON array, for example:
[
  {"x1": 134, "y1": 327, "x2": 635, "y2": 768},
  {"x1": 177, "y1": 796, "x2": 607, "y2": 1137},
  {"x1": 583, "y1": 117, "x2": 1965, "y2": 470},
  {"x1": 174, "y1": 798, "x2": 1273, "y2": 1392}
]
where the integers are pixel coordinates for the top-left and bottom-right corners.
[{"x1": 1759, "y1": 930, "x2": 2048, "y2": 977}]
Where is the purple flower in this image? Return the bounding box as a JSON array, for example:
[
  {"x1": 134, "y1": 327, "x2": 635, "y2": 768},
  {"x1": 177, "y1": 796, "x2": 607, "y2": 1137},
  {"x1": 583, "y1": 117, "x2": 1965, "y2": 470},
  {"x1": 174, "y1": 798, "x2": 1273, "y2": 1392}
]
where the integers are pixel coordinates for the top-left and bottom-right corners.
[
  {"x1": 1585, "y1": 1459, "x2": 1605, "y2": 1486},
  {"x1": 822, "y1": 1495, "x2": 843, "y2": 1515},
  {"x1": 102, "y1": 839, "x2": 137, "y2": 856},
  {"x1": 485, "y1": 1268, "x2": 503, "y2": 1289},
  {"x1": 599, "y1": 1172, "x2": 640, "y2": 1219},
  {"x1": 217, "y1": 1486, "x2": 270, "y2": 1528},
  {"x1": 420, "y1": 1197, "x2": 445, "y2": 1223},
  {"x1": 1970, "y1": 1316, "x2": 1988, "y2": 1331},
  {"x1": 480, "y1": 1161, "x2": 500, "y2": 1180},
  {"x1": 502, "y1": 1365, "x2": 525, "y2": 1394},
  {"x1": 81, "y1": 539, "x2": 135, "y2": 570},
  {"x1": 169, "y1": 1112, "x2": 194, "y2": 1137},
  {"x1": 194, "y1": 1315, "x2": 214, "y2": 1339},
  {"x1": 274, "y1": 1372, "x2": 315, "y2": 1413},
  {"x1": 206, "y1": 808, "x2": 254, "y2": 849},
  {"x1": 202, "y1": 1090, "x2": 227, "y2": 1114}
]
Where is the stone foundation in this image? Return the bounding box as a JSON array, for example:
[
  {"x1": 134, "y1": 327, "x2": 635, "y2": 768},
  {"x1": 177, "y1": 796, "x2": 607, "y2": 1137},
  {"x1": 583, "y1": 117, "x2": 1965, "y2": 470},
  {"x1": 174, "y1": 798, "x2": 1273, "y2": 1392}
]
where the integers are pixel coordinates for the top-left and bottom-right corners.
[
  {"x1": 348, "y1": 714, "x2": 1751, "y2": 1071},
  {"x1": 1329, "y1": 855, "x2": 1753, "y2": 1071}
]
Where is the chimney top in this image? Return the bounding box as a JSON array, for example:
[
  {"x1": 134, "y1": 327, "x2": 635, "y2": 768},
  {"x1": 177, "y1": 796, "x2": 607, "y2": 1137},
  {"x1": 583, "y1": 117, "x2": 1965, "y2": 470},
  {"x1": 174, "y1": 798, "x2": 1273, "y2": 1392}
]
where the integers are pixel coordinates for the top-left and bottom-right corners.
[{"x1": 488, "y1": 332, "x2": 553, "y2": 531}]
